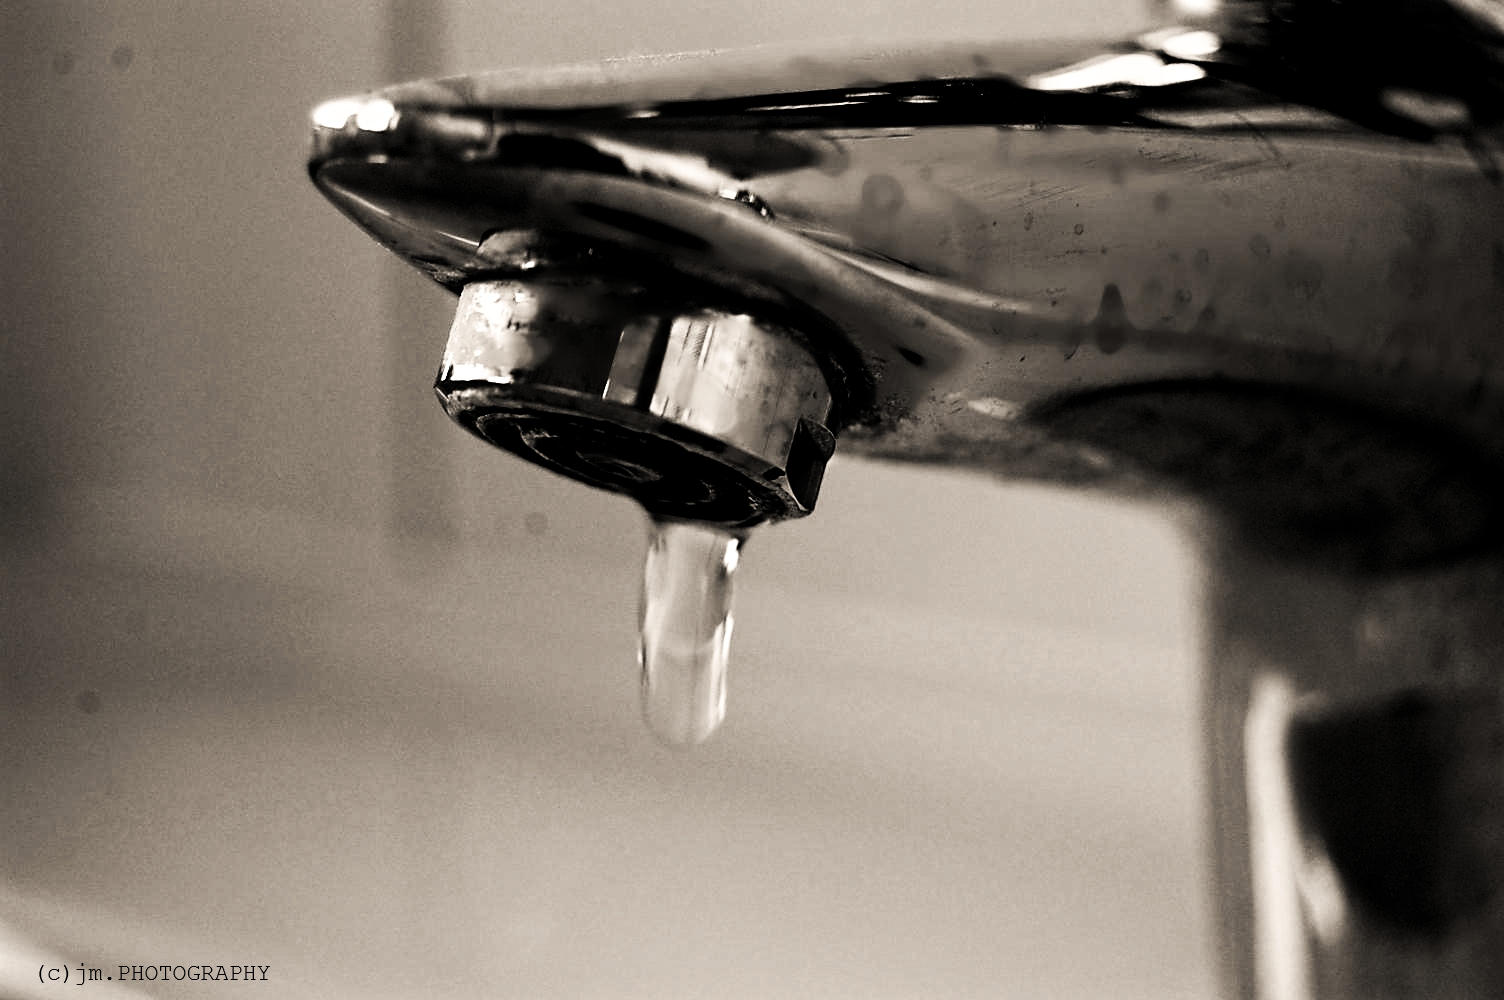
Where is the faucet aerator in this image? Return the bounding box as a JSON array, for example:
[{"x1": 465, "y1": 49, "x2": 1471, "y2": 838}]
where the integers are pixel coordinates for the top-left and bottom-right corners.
[{"x1": 434, "y1": 274, "x2": 837, "y2": 529}]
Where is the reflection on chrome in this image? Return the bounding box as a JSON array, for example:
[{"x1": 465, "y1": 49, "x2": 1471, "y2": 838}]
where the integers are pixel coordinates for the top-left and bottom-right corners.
[
  {"x1": 1140, "y1": 27, "x2": 1223, "y2": 60},
  {"x1": 1246, "y1": 674, "x2": 1314, "y2": 1000},
  {"x1": 353, "y1": 98, "x2": 399, "y2": 133},
  {"x1": 1297, "y1": 850, "x2": 1349, "y2": 951},
  {"x1": 310, "y1": 98, "x2": 363, "y2": 130},
  {"x1": 310, "y1": 97, "x2": 400, "y2": 133},
  {"x1": 1026, "y1": 52, "x2": 1207, "y2": 91},
  {"x1": 1245, "y1": 674, "x2": 1354, "y2": 1000}
]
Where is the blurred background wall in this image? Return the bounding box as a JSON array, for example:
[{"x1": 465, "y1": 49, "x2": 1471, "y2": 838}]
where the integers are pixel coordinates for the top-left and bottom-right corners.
[{"x1": 2, "y1": 2, "x2": 1211, "y2": 997}]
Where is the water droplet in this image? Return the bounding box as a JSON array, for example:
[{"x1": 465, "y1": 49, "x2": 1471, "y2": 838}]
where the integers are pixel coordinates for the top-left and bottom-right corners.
[{"x1": 639, "y1": 517, "x2": 745, "y2": 746}]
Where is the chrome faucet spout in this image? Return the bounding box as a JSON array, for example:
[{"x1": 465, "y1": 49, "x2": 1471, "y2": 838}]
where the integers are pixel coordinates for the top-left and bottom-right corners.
[
  {"x1": 310, "y1": 2, "x2": 1504, "y2": 992},
  {"x1": 309, "y1": 7, "x2": 1504, "y2": 554}
]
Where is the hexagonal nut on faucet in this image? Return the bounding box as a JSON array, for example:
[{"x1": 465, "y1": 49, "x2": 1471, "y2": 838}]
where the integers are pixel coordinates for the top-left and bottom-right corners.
[{"x1": 434, "y1": 277, "x2": 837, "y2": 529}]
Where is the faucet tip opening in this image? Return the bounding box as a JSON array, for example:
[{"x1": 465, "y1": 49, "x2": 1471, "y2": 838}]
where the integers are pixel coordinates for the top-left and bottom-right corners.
[{"x1": 435, "y1": 276, "x2": 838, "y2": 529}]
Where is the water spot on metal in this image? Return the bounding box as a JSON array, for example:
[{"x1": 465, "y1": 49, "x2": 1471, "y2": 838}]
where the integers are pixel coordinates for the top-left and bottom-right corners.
[
  {"x1": 110, "y1": 45, "x2": 134, "y2": 71},
  {"x1": 1175, "y1": 288, "x2": 1194, "y2": 308},
  {"x1": 1274, "y1": 215, "x2": 1287, "y2": 232},
  {"x1": 51, "y1": 51, "x2": 74, "y2": 75},
  {"x1": 1093, "y1": 284, "x2": 1132, "y2": 355},
  {"x1": 1073, "y1": 222, "x2": 1085, "y2": 236},
  {"x1": 1095, "y1": 325, "x2": 1127, "y2": 356},
  {"x1": 1153, "y1": 191, "x2": 1172, "y2": 214},
  {"x1": 1023, "y1": 211, "x2": 1034, "y2": 231},
  {"x1": 1168, "y1": 250, "x2": 1182, "y2": 263},
  {"x1": 523, "y1": 511, "x2": 549, "y2": 536},
  {"x1": 895, "y1": 346, "x2": 926, "y2": 367},
  {"x1": 1194, "y1": 248, "x2": 1212, "y2": 271},
  {"x1": 75, "y1": 690, "x2": 101, "y2": 714},
  {"x1": 861, "y1": 174, "x2": 905, "y2": 217},
  {"x1": 1249, "y1": 234, "x2": 1272, "y2": 259}
]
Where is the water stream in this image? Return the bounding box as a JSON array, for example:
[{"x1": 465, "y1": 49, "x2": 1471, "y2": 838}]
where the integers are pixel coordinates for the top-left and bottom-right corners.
[{"x1": 638, "y1": 516, "x2": 747, "y2": 745}]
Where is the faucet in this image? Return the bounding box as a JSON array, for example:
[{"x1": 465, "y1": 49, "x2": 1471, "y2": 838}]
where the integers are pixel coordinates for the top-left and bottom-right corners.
[{"x1": 309, "y1": 1, "x2": 1504, "y2": 995}]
